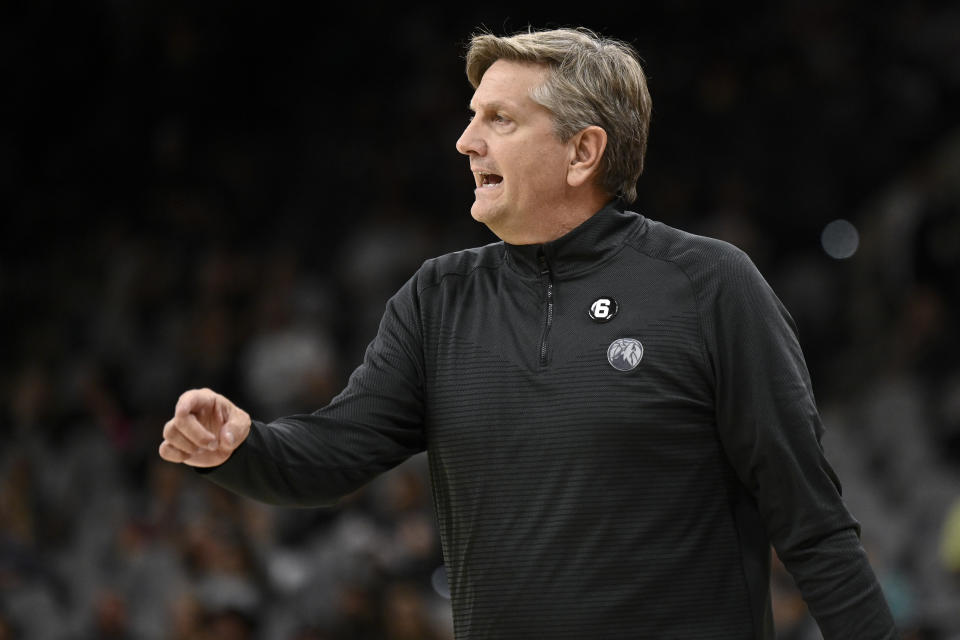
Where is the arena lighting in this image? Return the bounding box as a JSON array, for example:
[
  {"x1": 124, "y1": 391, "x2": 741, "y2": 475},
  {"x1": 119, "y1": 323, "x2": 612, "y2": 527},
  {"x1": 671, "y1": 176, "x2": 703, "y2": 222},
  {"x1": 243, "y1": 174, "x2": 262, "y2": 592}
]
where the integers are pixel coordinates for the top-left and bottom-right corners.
[{"x1": 821, "y1": 219, "x2": 860, "y2": 259}]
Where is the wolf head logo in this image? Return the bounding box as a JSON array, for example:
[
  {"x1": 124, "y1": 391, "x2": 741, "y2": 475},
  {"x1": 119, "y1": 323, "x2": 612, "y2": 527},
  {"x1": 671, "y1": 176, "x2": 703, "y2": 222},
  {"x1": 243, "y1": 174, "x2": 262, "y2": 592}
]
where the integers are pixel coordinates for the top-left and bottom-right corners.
[{"x1": 607, "y1": 338, "x2": 644, "y2": 371}]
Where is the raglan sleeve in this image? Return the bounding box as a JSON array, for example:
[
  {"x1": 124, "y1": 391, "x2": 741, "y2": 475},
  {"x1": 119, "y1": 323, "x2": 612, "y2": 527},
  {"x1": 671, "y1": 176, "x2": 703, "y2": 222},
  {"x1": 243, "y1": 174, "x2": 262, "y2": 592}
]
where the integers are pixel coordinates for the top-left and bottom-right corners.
[
  {"x1": 202, "y1": 270, "x2": 427, "y2": 507},
  {"x1": 706, "y1": 247, "x2": 897, "y2": 639}
]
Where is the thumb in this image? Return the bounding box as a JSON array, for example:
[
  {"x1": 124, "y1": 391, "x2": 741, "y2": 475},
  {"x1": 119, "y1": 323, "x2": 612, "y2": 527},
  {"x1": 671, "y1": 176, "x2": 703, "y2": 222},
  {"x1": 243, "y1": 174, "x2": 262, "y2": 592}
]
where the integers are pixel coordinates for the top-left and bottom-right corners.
[{"x1": 219, "y1": 406, "x2": 251, "y2": 451}]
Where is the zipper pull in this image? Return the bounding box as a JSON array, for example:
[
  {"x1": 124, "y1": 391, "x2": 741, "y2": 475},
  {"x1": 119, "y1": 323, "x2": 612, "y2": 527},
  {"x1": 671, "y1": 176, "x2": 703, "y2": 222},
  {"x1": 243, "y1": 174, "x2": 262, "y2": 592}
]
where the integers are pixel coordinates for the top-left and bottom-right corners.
[{"x1": 537, "y1": 249, "x2": 550, "y2": 276}]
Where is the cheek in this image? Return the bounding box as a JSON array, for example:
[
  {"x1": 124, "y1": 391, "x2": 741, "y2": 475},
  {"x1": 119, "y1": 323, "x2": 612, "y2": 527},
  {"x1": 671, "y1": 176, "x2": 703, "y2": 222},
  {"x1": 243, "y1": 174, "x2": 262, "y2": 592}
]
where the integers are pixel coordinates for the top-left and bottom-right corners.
[
  {"x1": 499, "y1": 132, "x2": 570, "y2": 197},
  {"x1": 518, "y1": 148, "x2": 568, "y2": 193}
]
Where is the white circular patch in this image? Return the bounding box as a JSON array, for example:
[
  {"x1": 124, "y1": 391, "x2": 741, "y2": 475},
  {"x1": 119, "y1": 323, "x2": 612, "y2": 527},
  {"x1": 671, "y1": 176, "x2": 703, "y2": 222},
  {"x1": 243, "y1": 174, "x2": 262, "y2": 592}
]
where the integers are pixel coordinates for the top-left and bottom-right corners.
[
  {"x1": 589, "y1": 297, "x2": 618, "y2": 323},
  {"x1": 607, "y1": 338, "x2": 644, "y2": 371}
]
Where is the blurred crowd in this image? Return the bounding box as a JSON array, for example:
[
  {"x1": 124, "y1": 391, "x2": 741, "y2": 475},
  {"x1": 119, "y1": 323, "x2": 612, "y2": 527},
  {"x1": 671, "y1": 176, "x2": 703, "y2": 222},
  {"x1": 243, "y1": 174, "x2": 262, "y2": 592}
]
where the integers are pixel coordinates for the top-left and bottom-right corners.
[{"x1": 2, "y1": 1, "x2": 959, "y2": 638}]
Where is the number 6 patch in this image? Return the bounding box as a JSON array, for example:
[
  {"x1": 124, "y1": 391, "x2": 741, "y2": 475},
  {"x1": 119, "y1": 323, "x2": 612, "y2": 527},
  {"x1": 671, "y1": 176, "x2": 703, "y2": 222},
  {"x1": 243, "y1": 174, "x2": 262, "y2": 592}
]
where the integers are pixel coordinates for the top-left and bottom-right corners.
[{"x1": 588, "y1": 296, "x2": 619, "y2": 323}]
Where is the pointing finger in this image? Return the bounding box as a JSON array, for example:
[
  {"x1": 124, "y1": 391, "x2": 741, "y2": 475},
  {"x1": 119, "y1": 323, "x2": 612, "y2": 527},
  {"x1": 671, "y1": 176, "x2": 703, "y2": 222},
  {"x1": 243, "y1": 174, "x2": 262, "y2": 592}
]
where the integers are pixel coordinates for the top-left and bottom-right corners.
[{"x1": 174, "y1": 388, "x2": 215, "y2": 419}]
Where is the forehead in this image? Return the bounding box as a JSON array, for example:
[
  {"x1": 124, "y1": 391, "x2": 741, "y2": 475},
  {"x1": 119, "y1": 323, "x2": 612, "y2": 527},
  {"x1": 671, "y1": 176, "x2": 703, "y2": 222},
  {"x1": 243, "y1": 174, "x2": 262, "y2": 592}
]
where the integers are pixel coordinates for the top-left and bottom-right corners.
[{"x1": 470, "y1": 59, "x2": 550, "y2": 111}]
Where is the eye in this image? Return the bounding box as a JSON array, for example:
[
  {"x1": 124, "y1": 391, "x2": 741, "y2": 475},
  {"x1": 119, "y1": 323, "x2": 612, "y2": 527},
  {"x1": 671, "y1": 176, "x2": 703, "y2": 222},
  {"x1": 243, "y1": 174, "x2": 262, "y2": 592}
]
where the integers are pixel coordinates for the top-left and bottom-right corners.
[{"x1": 493, "y1": 113, "x2": 510, "y2": 124}]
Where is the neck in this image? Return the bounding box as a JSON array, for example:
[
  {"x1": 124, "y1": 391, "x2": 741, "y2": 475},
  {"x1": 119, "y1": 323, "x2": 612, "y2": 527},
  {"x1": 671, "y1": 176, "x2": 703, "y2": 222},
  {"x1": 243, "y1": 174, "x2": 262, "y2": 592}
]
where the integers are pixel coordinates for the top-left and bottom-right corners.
[{"x1": 502, "y1": 190, "x2": 613, "y2": 245}]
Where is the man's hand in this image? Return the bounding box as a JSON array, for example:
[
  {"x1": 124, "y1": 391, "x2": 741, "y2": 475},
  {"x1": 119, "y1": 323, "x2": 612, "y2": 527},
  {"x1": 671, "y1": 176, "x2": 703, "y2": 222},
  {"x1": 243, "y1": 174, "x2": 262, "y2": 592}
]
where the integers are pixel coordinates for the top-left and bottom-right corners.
[{"x1": 159, "y1": 388, "x2": 251, "y2": 467}]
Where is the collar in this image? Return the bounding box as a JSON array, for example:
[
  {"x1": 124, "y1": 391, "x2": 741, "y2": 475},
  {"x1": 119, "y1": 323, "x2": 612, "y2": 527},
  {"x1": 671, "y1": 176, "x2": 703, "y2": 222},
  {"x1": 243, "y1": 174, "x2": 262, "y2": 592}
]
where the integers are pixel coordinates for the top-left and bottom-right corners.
[{"x1": 503, "y1": 201, "x2": 645, "y2": 279}]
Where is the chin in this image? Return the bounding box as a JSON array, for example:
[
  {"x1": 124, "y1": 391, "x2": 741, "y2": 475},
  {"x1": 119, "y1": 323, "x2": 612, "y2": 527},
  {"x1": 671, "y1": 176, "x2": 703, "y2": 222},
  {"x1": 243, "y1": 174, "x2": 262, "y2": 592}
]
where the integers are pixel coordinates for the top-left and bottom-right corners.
[
  {"x1": 470, "y1": 202, "x2": 498, "y2": 225},
  {"x1": 472, "y1": 206, "x2": 522, "y2": 243}
]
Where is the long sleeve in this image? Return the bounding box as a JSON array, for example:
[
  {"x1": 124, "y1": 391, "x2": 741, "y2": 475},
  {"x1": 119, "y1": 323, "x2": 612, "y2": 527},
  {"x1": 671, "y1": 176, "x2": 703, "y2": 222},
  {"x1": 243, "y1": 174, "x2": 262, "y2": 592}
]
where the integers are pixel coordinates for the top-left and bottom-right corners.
[
  {"x1": 204, "y1": 271, "x2": 427, "y2": 507},
  {"x1": 705, "y1": 248, "x2": 897, "y2": 638}
]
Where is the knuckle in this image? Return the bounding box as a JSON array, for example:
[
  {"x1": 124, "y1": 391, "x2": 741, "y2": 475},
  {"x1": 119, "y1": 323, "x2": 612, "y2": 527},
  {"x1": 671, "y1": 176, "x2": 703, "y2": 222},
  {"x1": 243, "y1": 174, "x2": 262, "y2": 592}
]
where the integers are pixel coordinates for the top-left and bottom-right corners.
[{"x1": 168, "y1": 431, "x2": 194, "y2": 450}]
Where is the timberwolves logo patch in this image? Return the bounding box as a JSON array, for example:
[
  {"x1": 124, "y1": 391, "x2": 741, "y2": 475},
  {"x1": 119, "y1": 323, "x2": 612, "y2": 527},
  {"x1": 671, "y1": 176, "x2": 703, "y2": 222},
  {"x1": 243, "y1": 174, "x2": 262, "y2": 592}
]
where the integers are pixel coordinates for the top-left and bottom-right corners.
[{"x1": 607, "y1": 338, "x2": 644, "y2": 371}]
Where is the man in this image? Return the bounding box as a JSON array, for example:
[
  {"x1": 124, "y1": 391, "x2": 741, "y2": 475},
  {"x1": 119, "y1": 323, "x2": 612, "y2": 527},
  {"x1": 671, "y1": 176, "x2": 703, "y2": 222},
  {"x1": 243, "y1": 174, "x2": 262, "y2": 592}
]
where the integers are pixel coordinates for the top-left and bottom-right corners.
[{"x1": 160, "y1": 28, "x2": 897, "y2": 638}]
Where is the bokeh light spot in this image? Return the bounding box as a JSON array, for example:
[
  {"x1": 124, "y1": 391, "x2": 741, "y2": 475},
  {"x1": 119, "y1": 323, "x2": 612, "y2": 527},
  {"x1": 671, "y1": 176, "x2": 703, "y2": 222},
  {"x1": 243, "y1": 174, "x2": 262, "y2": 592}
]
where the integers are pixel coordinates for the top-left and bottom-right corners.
[{"x1": 821, "y1": 219, "x2": 860, "y2": 259}]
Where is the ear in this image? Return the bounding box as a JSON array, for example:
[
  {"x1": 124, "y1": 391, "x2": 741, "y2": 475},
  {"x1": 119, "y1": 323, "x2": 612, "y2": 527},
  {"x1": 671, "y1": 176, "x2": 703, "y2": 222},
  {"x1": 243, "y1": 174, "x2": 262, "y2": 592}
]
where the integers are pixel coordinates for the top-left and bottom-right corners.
[{"x1": 566, "y1": 126, "x2": 607, "y2": 189}]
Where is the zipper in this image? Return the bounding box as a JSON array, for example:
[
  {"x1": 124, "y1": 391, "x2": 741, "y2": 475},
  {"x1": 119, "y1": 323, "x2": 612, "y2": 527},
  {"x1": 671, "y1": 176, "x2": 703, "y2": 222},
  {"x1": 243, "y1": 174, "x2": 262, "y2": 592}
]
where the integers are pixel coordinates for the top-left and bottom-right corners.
[{"x1": 538, "y1": 250, "x2": 554, "y2": 367}]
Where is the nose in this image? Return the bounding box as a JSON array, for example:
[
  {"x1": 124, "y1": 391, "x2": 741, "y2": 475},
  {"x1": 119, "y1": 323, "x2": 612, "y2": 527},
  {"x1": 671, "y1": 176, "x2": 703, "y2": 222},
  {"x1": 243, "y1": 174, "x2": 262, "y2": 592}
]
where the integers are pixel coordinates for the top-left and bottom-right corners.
[{"x1": 455, "y1": 118, "x2": 485, "y2": 157}]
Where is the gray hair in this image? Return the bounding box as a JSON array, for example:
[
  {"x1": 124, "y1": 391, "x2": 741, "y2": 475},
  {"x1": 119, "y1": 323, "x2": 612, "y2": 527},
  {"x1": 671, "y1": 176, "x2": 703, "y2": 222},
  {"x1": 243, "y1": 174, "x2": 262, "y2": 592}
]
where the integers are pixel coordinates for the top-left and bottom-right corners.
[{"x1": 465, "y1": 27, "x2": 652, "y2": 203}]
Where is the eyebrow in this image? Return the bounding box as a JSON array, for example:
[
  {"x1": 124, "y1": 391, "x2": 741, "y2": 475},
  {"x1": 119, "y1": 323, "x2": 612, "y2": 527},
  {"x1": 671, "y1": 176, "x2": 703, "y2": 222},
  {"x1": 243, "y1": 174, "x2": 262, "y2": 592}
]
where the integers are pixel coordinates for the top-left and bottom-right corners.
[{"x1": 468, "y1": 99, "x2": 516, "y2": 113}]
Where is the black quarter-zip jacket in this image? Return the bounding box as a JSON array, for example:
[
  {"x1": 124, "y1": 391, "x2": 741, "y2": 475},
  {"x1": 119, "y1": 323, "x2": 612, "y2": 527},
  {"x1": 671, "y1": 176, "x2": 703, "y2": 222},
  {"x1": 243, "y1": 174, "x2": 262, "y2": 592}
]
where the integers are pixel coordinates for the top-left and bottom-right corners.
[{"x1": 207, "y1": 203, "x2": 896, "y2": 639}]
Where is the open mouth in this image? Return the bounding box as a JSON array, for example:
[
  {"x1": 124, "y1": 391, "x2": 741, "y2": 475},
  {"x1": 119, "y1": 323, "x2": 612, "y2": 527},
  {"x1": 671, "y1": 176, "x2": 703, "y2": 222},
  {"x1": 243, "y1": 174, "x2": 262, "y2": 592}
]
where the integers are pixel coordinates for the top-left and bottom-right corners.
[{"x1": 476, "y1": 171, "x2": 503, "y2": 188}]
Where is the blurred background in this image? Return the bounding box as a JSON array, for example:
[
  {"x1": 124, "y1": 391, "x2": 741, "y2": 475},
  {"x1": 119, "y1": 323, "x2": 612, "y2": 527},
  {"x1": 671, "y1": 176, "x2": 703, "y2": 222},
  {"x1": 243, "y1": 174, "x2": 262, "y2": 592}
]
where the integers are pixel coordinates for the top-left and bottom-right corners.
[{"x1": 2, "y1": 1, "x2": 959, "y2": 638}]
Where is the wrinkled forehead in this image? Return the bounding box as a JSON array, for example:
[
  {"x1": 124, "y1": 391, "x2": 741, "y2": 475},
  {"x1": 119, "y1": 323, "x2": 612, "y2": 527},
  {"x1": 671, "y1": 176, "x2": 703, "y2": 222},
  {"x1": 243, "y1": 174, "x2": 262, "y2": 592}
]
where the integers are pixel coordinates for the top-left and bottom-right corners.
[{"x1": 469, "y1": 59, "x2": 550, "y2": 111}]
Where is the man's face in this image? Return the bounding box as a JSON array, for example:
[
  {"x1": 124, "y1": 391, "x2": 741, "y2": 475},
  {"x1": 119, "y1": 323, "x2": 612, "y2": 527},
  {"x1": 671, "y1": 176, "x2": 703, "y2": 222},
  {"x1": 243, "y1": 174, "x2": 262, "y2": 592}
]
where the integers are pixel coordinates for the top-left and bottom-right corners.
[{"x1": 455, "y1": 59, "x2": 573, "y2": 244}]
